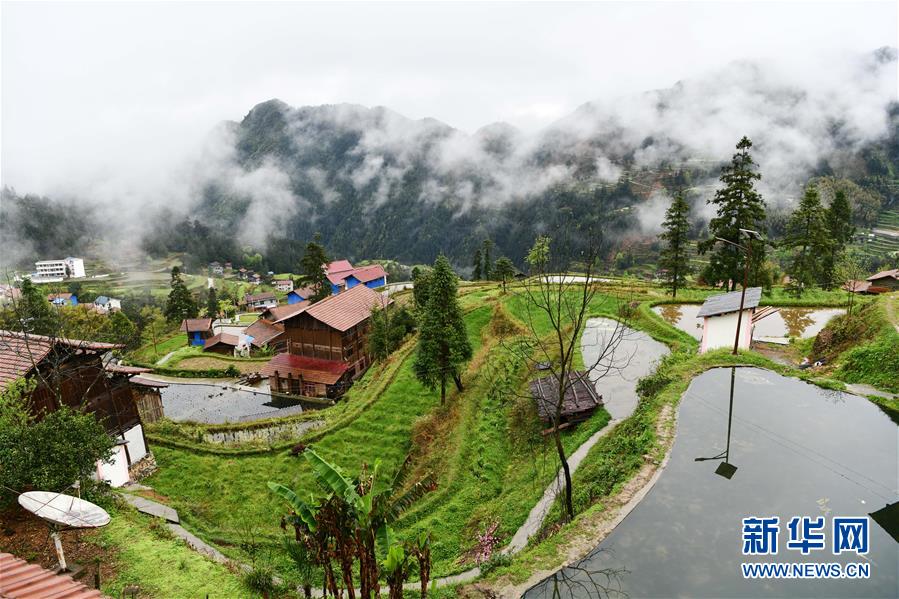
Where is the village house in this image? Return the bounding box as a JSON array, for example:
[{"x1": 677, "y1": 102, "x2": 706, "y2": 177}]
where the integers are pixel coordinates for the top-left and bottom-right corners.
[
  {"x1": 287, "y1": 286, "x2": 316, "y2": 305},
  {"x1": 0, "y1": 284, "x2": 22, "y2": 306},
  {"x1": 261, "y1": 284, "x2": 388, "y2": 398},
  {"x1": 224, "y1": 261, "x2": 233, "y2": 271},
  {"x1": 244, "y1": 291, "x2": 278, "y2": 311},
  {"x1": 0, "y1": 330, "x2": 152, "y2": 487},
  {"x1": 180, "y1": 318, "x2": 213, "y2": 346},
  {"x1": 47, "y1": 292, "x2": 78, "y2": 307},
  {"x1": 93, "y1": 295, "x2": 122, "y2": 313},
  {"x1": 209, "y1": 261, "x2": 224, "y2": 275},
  {"x1": 238, "y1": 267, "x2": 248, "y2": 280},
  {"x1": 697, "y1": 287, "x2": 763, "y2": 353},
  {"x1": 325, "y1": 260, "x2": 388, "y2": 295},
  {"x1": 866, "y1": 268, "x2": 899, "y2": 291},
  {"x1": 273, "y1": 278, "x2": 294, "y2": 292},
  {"x1": 203, "y1": 332, "x2": 252, "y2": 356}
]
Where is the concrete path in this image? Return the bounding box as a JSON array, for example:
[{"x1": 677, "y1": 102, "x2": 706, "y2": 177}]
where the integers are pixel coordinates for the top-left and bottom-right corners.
[
  {"x1": 845, "y1": 383, "x2": 898, "y2": 400},
  {"x1": 120, "y1": 493, "x2": 179, "y2": 523},
  {"x1": 154, "y1": 350, "x2": 178, "y2": 366}
]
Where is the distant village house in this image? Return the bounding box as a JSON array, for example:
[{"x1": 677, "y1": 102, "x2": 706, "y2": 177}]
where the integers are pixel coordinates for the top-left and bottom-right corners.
[
  {"x1": 274, "y1": 278, "x2": 294, "y2": 292},
  {"x1": 325, "y1": 260, "x2": 388, "y2": 295},
  {"x1": 244, "y1": 291, "x2": 278, "y2": 311},
  {"x1": 93, "y1": 295, "x2": 122, "y2": 313},
  {"x1": 180, "y1": 318, "x2": 213, "y2": 346},
  {"x1": 33, "y1": 257, "x2": 85, "y2": 283},
  {"x1": 47, "y1": 292, "x2": 78, "y2": 307}
]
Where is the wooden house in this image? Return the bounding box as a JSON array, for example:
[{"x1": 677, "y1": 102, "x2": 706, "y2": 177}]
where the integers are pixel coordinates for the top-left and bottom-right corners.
[
  {"x1": 0, "y1": 331, "x2": 151, "y2": 487},
  {"x1": 180, "y1": 318, "x2": 213, "y2": 346},
  {"x1": 261, "y1": 284, "x2": 388, "y2": 397},
  {"x1": 273, "y1": 278, "x2": 294, "y2": 292},
  {"x1": 867, "y1": 269, "x2": 899, "y2": 291}
]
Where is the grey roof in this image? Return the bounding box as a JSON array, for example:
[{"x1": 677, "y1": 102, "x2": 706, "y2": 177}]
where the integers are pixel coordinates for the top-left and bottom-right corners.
[{"x1": 696, "y1": 287, "x2": 762, "y2": 318}]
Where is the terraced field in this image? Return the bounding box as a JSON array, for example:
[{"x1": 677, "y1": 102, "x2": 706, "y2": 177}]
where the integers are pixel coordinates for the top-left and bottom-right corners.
[{"x1": 853, "y1": 209, "x2": 899, "y2": 259}]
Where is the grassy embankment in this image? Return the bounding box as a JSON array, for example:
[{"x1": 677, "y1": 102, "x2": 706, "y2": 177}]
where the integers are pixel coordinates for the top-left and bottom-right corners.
[{"x1": 90, "y1": 505, "x2": 244, "y2": 597}]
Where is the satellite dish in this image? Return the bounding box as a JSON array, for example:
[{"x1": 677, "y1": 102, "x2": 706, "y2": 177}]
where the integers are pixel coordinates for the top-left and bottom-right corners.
[{"x1": 18, "y1": 491, "x2": 111, "y2": 571}]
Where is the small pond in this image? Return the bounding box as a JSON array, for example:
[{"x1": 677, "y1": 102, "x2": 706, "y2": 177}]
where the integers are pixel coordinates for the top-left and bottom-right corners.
[
  {"x1": 160, "y1": 382, "x2": 304, "y2": 424},
  {"x1": 653, "y1": 304, "x2": 844, "y2": 341},
  {"x1": 525, "y1": 368, "x2": 898, "y2": 598}
]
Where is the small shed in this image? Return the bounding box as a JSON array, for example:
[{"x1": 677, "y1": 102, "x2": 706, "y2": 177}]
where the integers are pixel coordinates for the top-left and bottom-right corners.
[
  {"x1": 529, "y1": 371, "x2": 603, "y2": 425},
  {"x1": 180, "y1": 318, "x2": 213, "y2": 346},
  {"x1": 697, "y1": 287, "x2": 762, "y2": 353},
  {"x1": 203, "y1": 332, "x2": 242, "y2": 355}
]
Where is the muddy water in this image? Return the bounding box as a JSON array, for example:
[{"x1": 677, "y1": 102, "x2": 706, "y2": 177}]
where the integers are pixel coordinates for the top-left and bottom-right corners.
[
  {"x1": 525, "y1": 368, "x2": 898, "y2": 598},
  {"x1": 653, "y1": 305, "x2": 844, "y2": 341}
]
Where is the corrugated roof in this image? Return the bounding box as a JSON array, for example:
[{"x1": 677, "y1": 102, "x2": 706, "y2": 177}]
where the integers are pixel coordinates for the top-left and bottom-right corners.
[
  {"x1": 0, "y1": 330, "x2": 121, "y2": 390},
  {"x1": 289, "y1": 286, "x2": 316, "y2": 299},
  {"x1": 867, "y1": 268, "x2": 899, "y2": 282},
  {"x1": 94, "y1": 296, "x2": 109, "y2": 304},
  {"x1": 305, "y1": 284, "x2": 389, "y2": 332},
  {"x1": 696, "y1": 287, "x2": 762, "y2": 318},
  {"x1": 327, "y1": 260, "x2": 354, "y2": 274},
  {"x1": 245, "y1": 319, "x2": 284, "y2": 347},
  {"x1": 244, "y1": 291, "x2": 277, "y2": 303},
  {"x1": 180, "y1": 318, "x2": 212, "y2": 332},
  {"x1": 349, "y1": 264, "x2": 387, "y2": 284},
  {"x1": 261, "y1": 353, "x2": 350, "y2": 385},
  {"x1": 529, "y1": 371, "x2": 603, "y2": 422},
  {"x1": 130, "y1": 375, "x2": 168, "y2": 388},
  {"x1": 203, "y1": 332, "x2": 240, "y2": 349},
  {"x1": 0, "y1": 552, "x2": 106, "y2": 598},
  {"x1": 106, "y1": 364, "x2": 152, "y2": 374},
  {"x1": 261, "y1": 301, "x2": 310, "y2": 323}
]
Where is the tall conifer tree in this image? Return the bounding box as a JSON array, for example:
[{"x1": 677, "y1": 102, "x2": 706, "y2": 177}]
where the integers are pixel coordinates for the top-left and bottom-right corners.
[
  {"x1": 820, "y1": 190, "x2": 855, "y2": 289},
  {"x1": 784, "y1": 185, "x2": 829, "y2": 297},
  {"x1": 413, "y1": 255, "x2": 472, "y2": 405},
  {"x1": 698, "y1": 136, "x2": 767, "y2": 290},
  {"x1": 659, "y1": 193, "x2": 693, "y2": 297}
]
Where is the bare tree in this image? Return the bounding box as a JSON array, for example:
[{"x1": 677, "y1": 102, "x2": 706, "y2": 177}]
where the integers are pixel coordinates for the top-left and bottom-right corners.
[{"x1": 503, "y1": 223, "x2": 632, "y2": 522}]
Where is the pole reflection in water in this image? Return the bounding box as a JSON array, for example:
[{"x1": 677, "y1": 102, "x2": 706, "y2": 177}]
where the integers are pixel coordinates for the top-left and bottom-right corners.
[{"x1": 694, "y1": 367, "x2": 738, "y2": 480}]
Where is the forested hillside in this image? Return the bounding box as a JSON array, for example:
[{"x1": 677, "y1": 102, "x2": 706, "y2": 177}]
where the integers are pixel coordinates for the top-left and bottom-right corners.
[{"x1": 3, "y1": 49, "x2": 897, "y2": 273}]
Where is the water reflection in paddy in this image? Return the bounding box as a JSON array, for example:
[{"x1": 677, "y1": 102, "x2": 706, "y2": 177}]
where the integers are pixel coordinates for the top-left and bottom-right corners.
[
  {"x1": 653, "y1": 305, "x2": 844, "y2": 341},
  {"x1": 525, "y1": 368, "x2": 898, "y2": 598}
]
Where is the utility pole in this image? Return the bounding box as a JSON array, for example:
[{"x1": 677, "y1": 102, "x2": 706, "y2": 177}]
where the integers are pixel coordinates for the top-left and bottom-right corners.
[{"x1": 715, "y1": 228, "x2": 762, "y2": 355}]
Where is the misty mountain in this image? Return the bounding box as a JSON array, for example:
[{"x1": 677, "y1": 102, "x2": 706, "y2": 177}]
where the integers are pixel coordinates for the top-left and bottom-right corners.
[{"x1": 4, "y1": 49, "x2": 898, "y2": 274}]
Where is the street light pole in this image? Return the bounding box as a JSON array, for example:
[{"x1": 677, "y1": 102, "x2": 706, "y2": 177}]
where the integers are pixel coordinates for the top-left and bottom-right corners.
[{"x1": 714, "y1": 229, "x2": 762, "y2": 356}]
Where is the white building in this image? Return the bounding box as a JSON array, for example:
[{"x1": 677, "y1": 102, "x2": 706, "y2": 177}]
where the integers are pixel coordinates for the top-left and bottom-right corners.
[
  {"x1": 698, "y1": 287, "x2": 762, "y2": 353},
  {"x1": 93, "y1": 295, "x2": 122, "y2": 313},
  {"x1": 34, "y1": 257, "x2": 85, "y2": 281},
  {"x1": 273, "y1": 278, "x2": 294, "y2": 292}
]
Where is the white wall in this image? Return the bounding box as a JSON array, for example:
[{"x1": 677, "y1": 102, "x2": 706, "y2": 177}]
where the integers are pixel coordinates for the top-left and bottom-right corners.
[
  {"x1": 96, "y1": 445, "x2": 130, "y2": 488},
  {"x1": 123, "y1": 424, "x2": 147, "y2": 462},
  {"x1": 701, "y1": 309, "x2": 754, "y2": 353}
]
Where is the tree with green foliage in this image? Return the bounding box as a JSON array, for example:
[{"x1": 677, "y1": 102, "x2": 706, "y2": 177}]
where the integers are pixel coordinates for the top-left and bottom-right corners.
[
  {"x1": 0, "y1": 377, "x2": 114, "y2": 496},
  {"x1": 164, "y1": 266, "x2": 198, "y2": 323},
  {"x1": 269, "y1": 449, "x2": 432, "y2": 599},
  {"x1": 140, "y1": 306, "x2": 168, "y2": 359},
  {"x1": 411, "y1": 266, "x2": 432, "y2": 313},
  {"x1": 102, "y1": 310, "x2": 139, "y2": 349},
  {"x1": 368, "y1": 304, "x2": 416, "y2": 361},
  {"x1": 298, "y1": 234, "x2": 331, "y2": 302},
  {"x1": 820, "y1": 190, "x2": 855, "y2": 289},
  {"x1": 698, "y1": 136, "x2": 767, "y2": 290},
  {"x1": 471, "y1": 248, "x2": 482, "y2": 281},
  {"x1": 784, "y1": 185, "x2": 829, "y2": 297},
  {"x1": 10, "y1": 278, "x2": 57, "y2": 334},
  {"x1": 206, "y1": 286, "x2": 219, "y2": 318},
  {"x1": 482, "y1": 238, "x2": 494, "y2": 280},
  {"x1": 413, "y1": 255, "x2": 472, "y2": 405},
  {"x1": 493, "y1": 256, "x2": 516, "y2": 293},
  {"x1": 835, "y1": 250, "x2": 868, "y2": 316},
  {"x1": 659, "y1": 193, "x2": 693, "y2": 297}
]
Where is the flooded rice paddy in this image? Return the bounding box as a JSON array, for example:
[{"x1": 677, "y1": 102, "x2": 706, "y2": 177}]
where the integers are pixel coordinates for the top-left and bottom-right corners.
[
  {"x1": 525, "y1": 367, "x2": 898, "y2": 598},
  {"x1": 653, "y1": 304, "x2": 844, "y2": 341},
  {"x1": 159, "y1": 382, "x2": 304, "y2": 424}
]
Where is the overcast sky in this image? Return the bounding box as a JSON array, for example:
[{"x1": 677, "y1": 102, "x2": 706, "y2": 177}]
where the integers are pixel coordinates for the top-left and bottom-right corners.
[{"x1": 2, "y1": 1, "x2": 896, "y2": 196}]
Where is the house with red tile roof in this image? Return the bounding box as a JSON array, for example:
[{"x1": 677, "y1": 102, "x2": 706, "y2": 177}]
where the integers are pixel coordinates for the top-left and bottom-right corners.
[
  {"x1": 0, "y1": 552, "x2": 105, "y2": 599},
  {"x1": 325, "y1": 260, "x2": 388, "y2": 295},
  {"x1": 261, "y1": 284, "x2": 389, "y2": 398}
]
